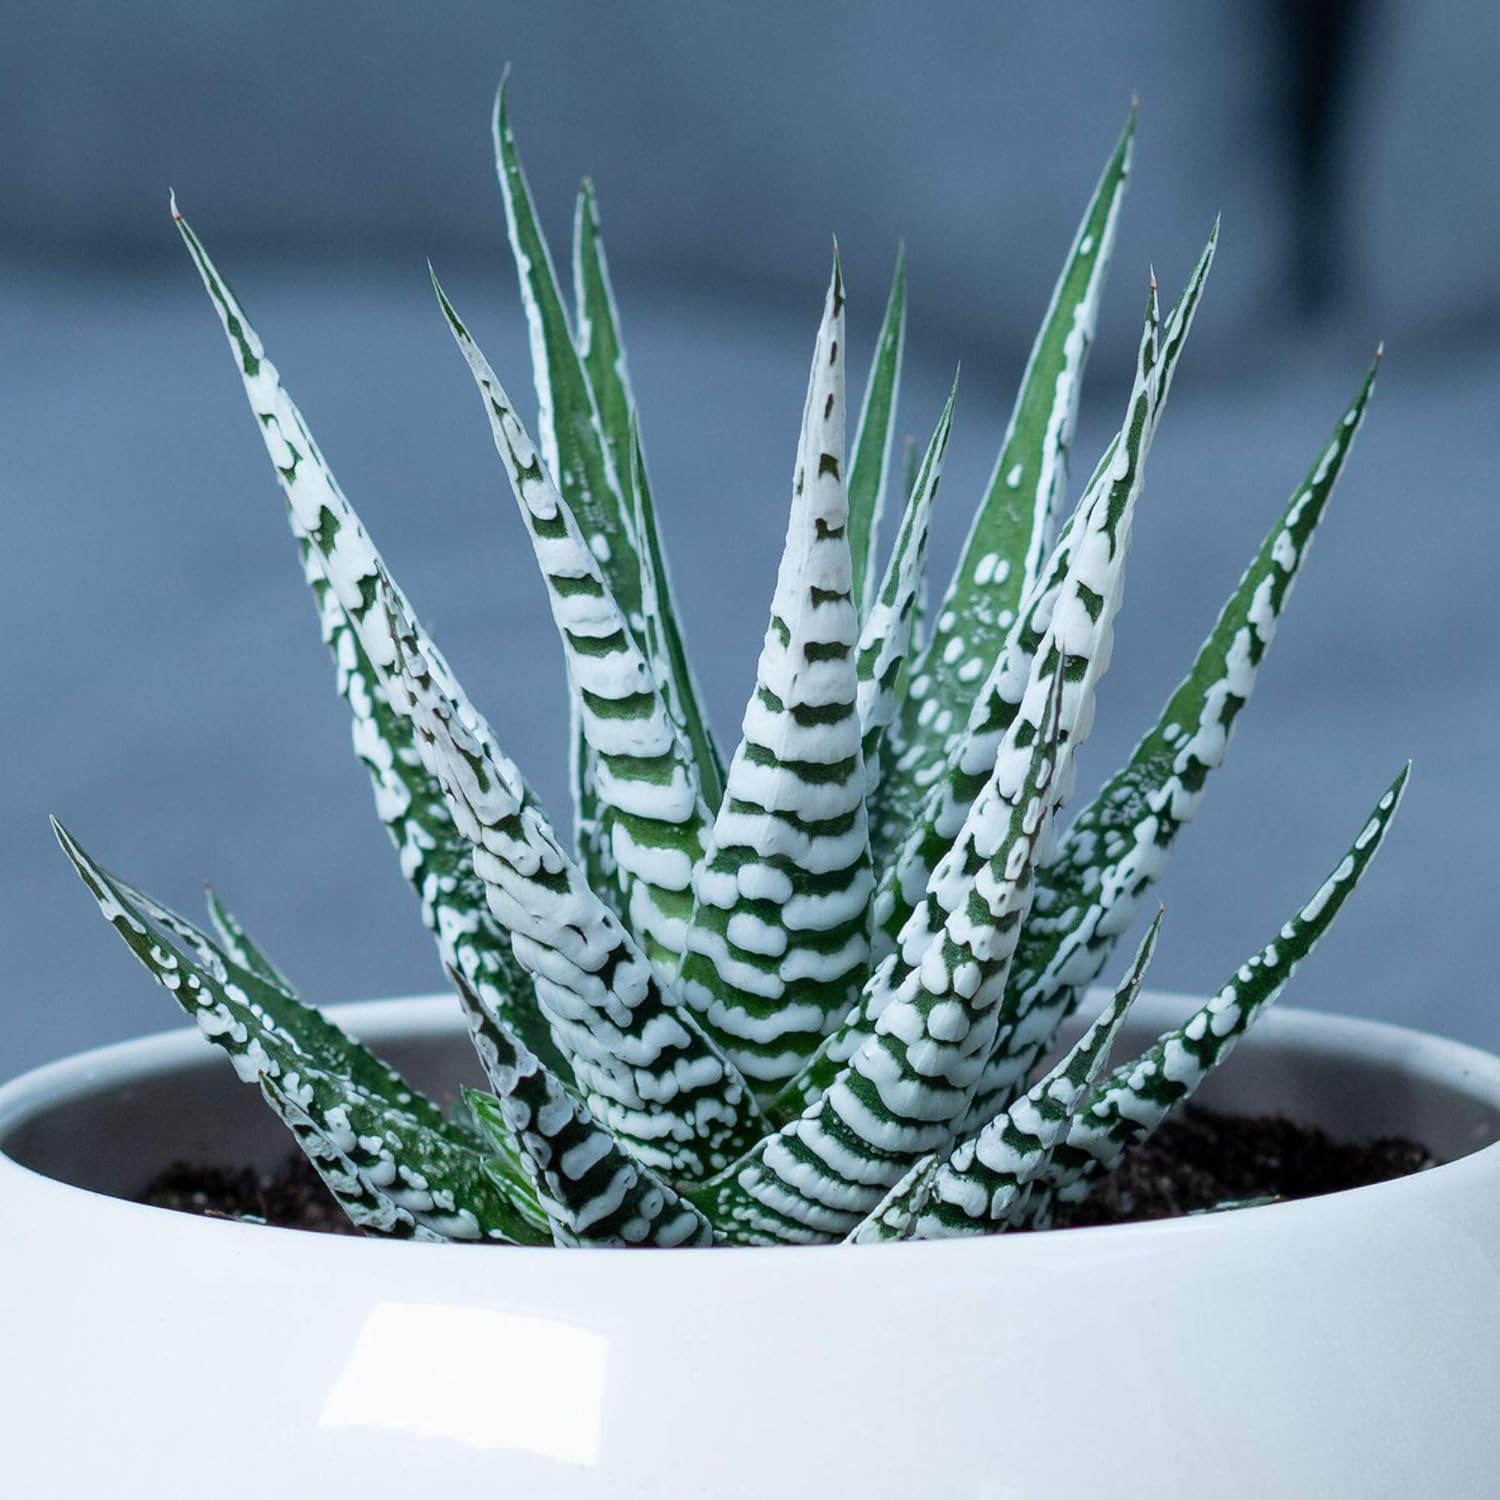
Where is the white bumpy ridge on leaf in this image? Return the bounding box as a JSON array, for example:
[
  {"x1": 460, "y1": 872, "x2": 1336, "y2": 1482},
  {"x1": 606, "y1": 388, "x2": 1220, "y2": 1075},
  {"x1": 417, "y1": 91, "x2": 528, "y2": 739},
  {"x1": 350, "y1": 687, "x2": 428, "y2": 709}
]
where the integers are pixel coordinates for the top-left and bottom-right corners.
[
  {"x1": 378, "y1": 575, "x2": 767, "y2": 1182},
  {"x1": 850, "y1": 911, "x2": 1159, "y2": 1244},
  {"x1": 435, "y1": 277, "x2": 711, "y2": 976},
  {"x1": 675, "y1": 257, "x2": 877, "y2": 1091}
]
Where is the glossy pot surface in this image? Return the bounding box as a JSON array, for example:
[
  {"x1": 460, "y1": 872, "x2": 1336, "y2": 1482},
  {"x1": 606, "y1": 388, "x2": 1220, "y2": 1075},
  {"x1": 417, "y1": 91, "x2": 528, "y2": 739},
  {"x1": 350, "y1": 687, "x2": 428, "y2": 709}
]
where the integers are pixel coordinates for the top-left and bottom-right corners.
[{"x1": 3, "y1": 992, "x2": 1498, "y2": 1499}]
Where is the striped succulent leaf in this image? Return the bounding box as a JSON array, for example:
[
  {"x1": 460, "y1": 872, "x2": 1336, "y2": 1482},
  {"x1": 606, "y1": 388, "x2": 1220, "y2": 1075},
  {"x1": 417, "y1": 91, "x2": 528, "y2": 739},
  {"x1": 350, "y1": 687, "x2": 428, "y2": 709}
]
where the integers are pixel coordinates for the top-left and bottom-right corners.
[
  {"x1": 674, "y1": 258, "x2": 875, "y2": 1091},
  {"x1": 257, "y1": 1074, "x2": 449, "y2": 1241},
  {"x1": 1027, "y1": 766, "x2": 1409, "y2": 1224},
  {"x1": 574, "y1": 183, "x2": 726, "y2": 808},
  {"x1": 52, "y1": 821, "x2": 550, "y2": 1244},
  {"x1": 453, "y1": 974, "x2": 716, "y2": 1247},
  {"x1": 872, "y1": 110, "x2": 1135, "y2": 858},
  {"x1": 693, "y1": 661, "x2": 1067, "y2": 1245},
  {"x1": 847, "y1": 248, "x2": 908, "y2": 620},
  {"x1": 869, "y1": 234, "x2": 1215, "y2": 962},
  {"x1": 960, "y1": 355, "x2": 1380, "y2": 1132},
  {"x1": 378, "y1": 575, "x2": 767, "y2": 1181},
  {"x1": 174, "y1": 204, "x2": 566, "y2": 1077},
  {"x1": 850, "y1": 911, "x2": 1158, "y2": 1244},
  {"x1": 435, "y1": 279, "x2": 711, "y2": 974},
  {"x1": 855, "y1": 378, "x2": 954, "y2": 800}
]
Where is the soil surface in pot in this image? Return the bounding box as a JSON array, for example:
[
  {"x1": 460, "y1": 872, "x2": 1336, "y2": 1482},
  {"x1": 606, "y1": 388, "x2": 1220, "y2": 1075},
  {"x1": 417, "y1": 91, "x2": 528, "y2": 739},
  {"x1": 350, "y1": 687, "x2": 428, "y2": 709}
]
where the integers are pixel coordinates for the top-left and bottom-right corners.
[{"x1": 136, "y1": 1104, "x2": 1438, "y2": 1236}]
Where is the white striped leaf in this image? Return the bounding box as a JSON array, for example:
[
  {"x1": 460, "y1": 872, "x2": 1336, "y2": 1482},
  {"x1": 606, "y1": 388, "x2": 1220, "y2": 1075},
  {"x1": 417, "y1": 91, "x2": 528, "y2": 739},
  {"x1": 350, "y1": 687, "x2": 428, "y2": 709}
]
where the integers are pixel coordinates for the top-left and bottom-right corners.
[
  {"x1": 1027, "y1": 766, "x2": 1408, "y2": 1224},
  {"x1": 850, "y1": 912, "x2": 1157, "y2": 1244},
  {"x1": 453, "y1": 973, "x2": 716, "y2": 1247},
  {"x1": 174, "y1": 204, "x2": 566, "y2": 1078},
  {"x1": 847, "y1": 248, "x2": 908, "y2": 620},
  {"x1": 435, "y1": 280, "x2": 710, "y2": 974},
  {"x1": 674, "y1": 258, "x2": 875, "y2": 1090},
  {"x1": 378, "y1": 577, "x2": 768, "y2": 1183},
  {"x1": 855, "y1": 377, "x2": 954, "y2": 800},
  {"x1": 960, "y1": 356, "x2": 1380, "y2": 1132},
  {"x1": 691, "y1": 661, "x2": 1067, "y2": 1245},
  {"x1": 52, "y1": 822, "x2": 550, "y2": 1243},
  {"x1": 259, "y1": 1075, "x2": 450, "y2": 1241},
  {"x1": 205, "y1": 886, "x2": 297, "y2": 997},
  {"x1": 872, "y1": 111, "x2": 1135, "y2": 861}
]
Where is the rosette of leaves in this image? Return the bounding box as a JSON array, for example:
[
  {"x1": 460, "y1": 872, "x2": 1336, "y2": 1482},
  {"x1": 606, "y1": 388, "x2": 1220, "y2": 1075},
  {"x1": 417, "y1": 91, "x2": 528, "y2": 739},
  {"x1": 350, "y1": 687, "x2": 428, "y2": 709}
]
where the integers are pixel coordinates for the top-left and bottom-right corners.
[{"x1": 56, "y1": 87, "x2": 1404, "y2": 1248}]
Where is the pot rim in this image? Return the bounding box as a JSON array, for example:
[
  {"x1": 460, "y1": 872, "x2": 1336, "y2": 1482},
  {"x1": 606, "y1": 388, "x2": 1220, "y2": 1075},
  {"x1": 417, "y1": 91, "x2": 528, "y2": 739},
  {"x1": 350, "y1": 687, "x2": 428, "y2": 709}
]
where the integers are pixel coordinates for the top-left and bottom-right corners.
[{"x1": 4, "y1": 990, "x2": 1498, "y2": 1261}]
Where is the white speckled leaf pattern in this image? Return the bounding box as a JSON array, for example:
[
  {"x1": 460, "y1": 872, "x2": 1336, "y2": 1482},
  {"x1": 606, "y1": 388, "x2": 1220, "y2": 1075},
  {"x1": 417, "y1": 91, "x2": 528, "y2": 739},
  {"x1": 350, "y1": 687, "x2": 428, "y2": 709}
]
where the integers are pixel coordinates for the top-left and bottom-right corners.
[
  {"x1": 452, "y1": 973, "x2": 716, "y2": 1247},
  {"x1": 961, "y1": 356, "x2": 1379, "y2": 1132},
  {"x1": 693, "y1": 662, "x2": 1067, "y2": 1244},
  {"x1": 869, "y1": 234, "x2": 1215, "y2": 969},
  {"x1": 1028, "y1": 768, "x2": 1409, "y2": 1223},
  {"x1": 63, "y1": 99, "x2": 1412, "y2": 1246},
  {"x1": 675, "y1": 260, "x2": 876, "y2": 1091},
  {"x1": 846, "y1": 248, "x2": 908, "y2": 621},
  {"x1": 175, "y1": 206, "x2": 568, "y2": 1080},
  {"x1": 851, "y1": 913, "x2": 1157, "y2": 1243},
  {"x1": 436, "y1": 280, "x2": 711, "y2": 976},
  {"x1": 52, "y1": 822, "x2": 550, "y2": 1244},
  {"x1": 379, "y1": 578, "x2": 767, "y2": 1182},
  {"x1": 872, "y1": 113, "x2": 1134, "y2": 863}
]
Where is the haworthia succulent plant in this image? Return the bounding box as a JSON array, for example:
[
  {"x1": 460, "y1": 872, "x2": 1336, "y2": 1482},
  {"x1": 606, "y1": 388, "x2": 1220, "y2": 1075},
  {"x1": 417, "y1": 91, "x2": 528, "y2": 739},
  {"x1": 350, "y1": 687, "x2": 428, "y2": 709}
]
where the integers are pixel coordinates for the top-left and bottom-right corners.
[
  {"x1": 61, "y1": 89, "x2": 1407, "y2": 1249},
  {"x1": 959, "y1": 354, "x2": 1380, "y2": 1133},
  {"x1": 674, "y1": 258, "x2": 876, "y2": 1091},
  {"x1": 872, "y1": 110, "x2": 1135, "y2": 862},
  {"x1": 846, "y1": 248, "x2": 908, "y2": 620},
  {"x1": 1027, "y1": 766, "x2": 1410, "y2": 1224},
  {"x1": 849, "y1": 912, "x2": 1160, "y2": 1244}
]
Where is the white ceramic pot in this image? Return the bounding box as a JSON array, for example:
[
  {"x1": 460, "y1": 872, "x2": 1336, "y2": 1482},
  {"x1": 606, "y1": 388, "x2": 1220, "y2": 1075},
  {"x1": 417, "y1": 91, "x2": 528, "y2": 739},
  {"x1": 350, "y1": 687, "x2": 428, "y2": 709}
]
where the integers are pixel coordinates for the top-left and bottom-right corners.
[{"x1": 2, "y1": 991, "x2": 1497, "y2": 1498}]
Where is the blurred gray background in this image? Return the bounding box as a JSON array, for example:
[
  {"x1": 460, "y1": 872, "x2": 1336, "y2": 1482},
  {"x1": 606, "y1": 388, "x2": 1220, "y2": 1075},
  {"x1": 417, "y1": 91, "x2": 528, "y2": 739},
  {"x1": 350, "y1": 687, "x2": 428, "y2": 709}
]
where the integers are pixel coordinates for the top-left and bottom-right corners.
[{"x1": 3, "y1": 1, "x2": 1497, "y2": 1077}]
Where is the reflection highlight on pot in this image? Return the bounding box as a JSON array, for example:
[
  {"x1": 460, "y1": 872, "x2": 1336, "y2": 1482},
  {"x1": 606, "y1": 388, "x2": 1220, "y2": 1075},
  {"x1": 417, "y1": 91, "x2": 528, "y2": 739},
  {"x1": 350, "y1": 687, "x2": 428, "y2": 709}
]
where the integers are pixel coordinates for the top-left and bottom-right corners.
[{"x1": 320, "y1": 1301, "x2": 608, "y2": 1464}]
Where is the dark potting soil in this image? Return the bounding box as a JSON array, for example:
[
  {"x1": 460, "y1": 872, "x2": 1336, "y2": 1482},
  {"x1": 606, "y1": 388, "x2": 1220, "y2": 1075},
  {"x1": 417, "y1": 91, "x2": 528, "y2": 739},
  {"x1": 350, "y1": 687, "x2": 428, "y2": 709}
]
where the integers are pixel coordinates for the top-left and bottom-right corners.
[{"x1": 137, "y1": 1103, "x2": 1439, "y2": 1237}]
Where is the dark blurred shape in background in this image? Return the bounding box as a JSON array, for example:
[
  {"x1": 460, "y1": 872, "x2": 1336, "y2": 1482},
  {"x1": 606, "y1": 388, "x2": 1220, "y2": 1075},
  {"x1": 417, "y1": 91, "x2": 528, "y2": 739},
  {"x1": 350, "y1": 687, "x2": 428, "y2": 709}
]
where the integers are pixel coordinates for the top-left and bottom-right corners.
[{"x1": 2, "y1": 1, "x2": 1496, "y2": 1074}]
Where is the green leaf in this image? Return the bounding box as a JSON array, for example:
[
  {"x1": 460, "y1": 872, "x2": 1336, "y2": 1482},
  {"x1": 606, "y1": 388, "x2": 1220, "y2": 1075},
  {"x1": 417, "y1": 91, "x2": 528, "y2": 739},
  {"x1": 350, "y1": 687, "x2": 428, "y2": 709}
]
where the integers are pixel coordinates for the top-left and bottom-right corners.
[
  {"x1": 846, "y1": 247, "x2": 908, "y2": 620},
  {"x1": 173, "y1": 202, "x2": 567, "y2": 1079},
  {"x1": 458, "y1": 973, "x2": 716, "y2": 1247},
  {"x1": 1030, "y1": 766, "x2": 1409, "y2": 1223},
  {"x1": 693, "y1": 661, "x2": 1067, "y2": 1245},
  {"x1": 674, "y1": 257, "x2": 875, "y2": 1091},
  {"x1": 961, "y1": 355, "x2": 1380, "y2": 1132},
  {"x1": 205, "y1": 886, "x2": 297, "y2": 996},
  {"x1": 850, "y1": 912, "x2": 1157, "y2": 1244},
  {"x1": 259, "y1": 1074, "x2": 450, "y2": 1241},
  {"x1": 379, "y1": 574, "x2": 769, "y2": 1183},
  {"x1": 435, "y1": 278, "x2": 711, "y2": 976},
  {"x1": 52, "y1": 822, "x2": 549, "y2": 1244},
  {"x1": 574, "y1": 181, "x2": 726, "y2": 810},
  {"x1": 855, "y1": 377, "x2": 954, "y2": 798},
  {"x1": 869, "y1": 234, "x2": 1215, "y2": 944},
  {"x1": 877, "y1": 110, "x2": 1134, "y2": 845}
]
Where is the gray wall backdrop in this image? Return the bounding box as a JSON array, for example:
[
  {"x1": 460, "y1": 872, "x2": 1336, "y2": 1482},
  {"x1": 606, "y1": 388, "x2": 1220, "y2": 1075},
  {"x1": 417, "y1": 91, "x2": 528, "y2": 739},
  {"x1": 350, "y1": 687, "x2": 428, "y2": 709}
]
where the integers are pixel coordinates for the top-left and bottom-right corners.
[{"x1": 3, "y1": 1, "x2": 1498, "y2": 1078}]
